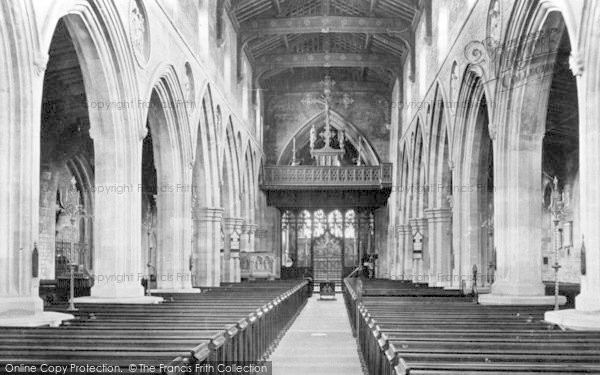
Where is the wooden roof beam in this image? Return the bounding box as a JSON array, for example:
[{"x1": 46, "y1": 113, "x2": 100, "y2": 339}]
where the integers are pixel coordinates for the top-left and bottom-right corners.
[
  {"x1": 255, "y1": 52, "x2": 400, "y2": 78},
  {"x1": 241, "y1": 16, "x2": 411, "y2": 41}
]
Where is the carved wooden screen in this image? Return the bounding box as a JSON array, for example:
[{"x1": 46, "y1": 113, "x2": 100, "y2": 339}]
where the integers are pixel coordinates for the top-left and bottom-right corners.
[
  {"x1": 313, "y1": 232, "x2": 342, "y2": 282},
  {"x1": 55, "y1": 240, "x2": 72, "y2": 276},
  {"x1": 280, "y1": 208, "x2": 374, "y2": 281},
  {"x1": 297, "y1": 210, "x2": 312, "y2": 267},
  {"x1": 344, "y1": 210, "x2": 357, "y2": 267}
]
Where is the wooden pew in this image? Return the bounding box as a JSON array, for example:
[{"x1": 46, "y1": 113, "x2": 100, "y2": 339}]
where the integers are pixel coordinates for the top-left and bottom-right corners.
[
  {"x1": 344, "y1": 277, "x2": 600, "y2": 375},
  {"x1": 0, "y1": 280, "x2": 309, "y2": 374}
]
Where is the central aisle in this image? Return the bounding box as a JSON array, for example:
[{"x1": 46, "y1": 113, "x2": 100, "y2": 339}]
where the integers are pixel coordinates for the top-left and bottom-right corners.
[{"x1": 269, "y1": 295, "x2": 364, "y2": 375}]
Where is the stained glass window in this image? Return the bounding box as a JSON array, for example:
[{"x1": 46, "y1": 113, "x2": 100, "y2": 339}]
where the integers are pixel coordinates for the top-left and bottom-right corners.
[
  {"x1": 297, "y1": 210, "x2": 312, "y2": 267},
  {"x1": 327, "y1": 210, "x2": 343, "y2": 237},
  {"x1": 313, "y1": 209, "x2": 326, "y2": 237}
]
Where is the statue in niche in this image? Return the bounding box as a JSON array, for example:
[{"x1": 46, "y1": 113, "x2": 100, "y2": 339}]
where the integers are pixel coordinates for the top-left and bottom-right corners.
[
  {"x1": 130, "y1": 2, "x2": 146, "y2": 59},
  {"x1": 487, "y1": 0, "x2": 502, "y2": 46},
  {"x1": 184, "y1": 64, "x2": 195, "y2": 107},
  {"x1": 215, "y1": 108, "x2": 222, "y2": 141},
  {"x1": 255, "y1": 256, "x2": 264, "y2": 272},
  {"x1": 446, "y1": 194, "x2": 454, "y2": 210},
  {"x1": 55, "y1": 177, "x2": 81, "y2": 235},
  {"x1": 265, "y1": 256, "x2": 274, "y2": 272},
  {"x1": 240, "y1": 256, "x2": 250, "y2": 271},
  {"x1": 450, "y1": 62, "x2": 459, "y2": 109}
]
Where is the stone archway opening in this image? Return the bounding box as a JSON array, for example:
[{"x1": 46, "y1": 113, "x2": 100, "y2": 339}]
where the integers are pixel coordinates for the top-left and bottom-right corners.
[
  {"x1": 455, "y1": 78, "x2": 494, "y2": 291},
  {"x1": 39, "y1": 18, "x2": 95, "y2": 303},
  {"x1": 140, "y1": 120, "x2": 157, "y2": 290},
  {"x1": 540, "y1": 17, "x2": 580, "y2": 288}
]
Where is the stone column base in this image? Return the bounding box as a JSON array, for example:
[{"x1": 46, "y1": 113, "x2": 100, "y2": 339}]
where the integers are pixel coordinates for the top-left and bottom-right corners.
[
  {"x1": 0, "y1": 296, "x2": 44, "y2": 316},
  {"x1": 479, "y1": 294, "x2": 566, "y2": 305},
  {"x1": 545, "y1": 309, "x2": 600, "y2": 330},
  {"x1": 74, "y1": 296, "x2": 163, "y2": 304},
  {"x1": 0, "y1": 296, "x2": 73, "y2": 327},
  {"x1": 0, "y1": 311, "x2": 74, "y2": 327},
  {"x1": 90, "y1": 283, "x2": 146, "y2": 299},
  {"x1": 148, "y1": 288, "x2": 200, "y2": 294}
]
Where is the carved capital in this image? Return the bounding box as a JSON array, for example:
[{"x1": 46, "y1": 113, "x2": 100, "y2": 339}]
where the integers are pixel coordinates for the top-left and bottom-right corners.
[
  {"x1": 569, "y1": 51, "x2": 584, "y2": 76},
  {"x1": 395, "y1": 224, "x2": 411, "y2": 236},
  {"x1": 192, "y1": 207, "x2": 224, "y2": 221},
  {"x1": 241, "y1": 223, "x2": 258, "y2": 234},
  {"x1": 223, "y1": 217, "x2": 244, "y2": 231},
  {"x1": 33, "y1": 53, "x2": 48, "y2": 77},
  {"x1": 488, "y1": 121, "x2": 497, "y2": 140},
  {"x1": 409, "y1": 217, "x2": 428, "y2": 234},
  {"x1": 424, "y1": 207, "x2": 452, "y2": 222}
]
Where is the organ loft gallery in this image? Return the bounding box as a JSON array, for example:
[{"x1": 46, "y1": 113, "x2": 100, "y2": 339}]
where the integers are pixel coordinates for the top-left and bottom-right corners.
[{"x1": 1, "y1": 0, "x2": 600, "y2": 374}]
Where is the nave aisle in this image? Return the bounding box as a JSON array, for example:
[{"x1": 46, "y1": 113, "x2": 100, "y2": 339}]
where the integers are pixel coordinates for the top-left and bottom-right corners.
[{"x1": 269, "y1": 295, "x2": 364, "y2": 375}]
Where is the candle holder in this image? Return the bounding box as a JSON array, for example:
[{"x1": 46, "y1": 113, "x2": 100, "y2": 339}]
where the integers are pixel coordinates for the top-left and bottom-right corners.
[{"x1": 548, "y1": 176, "x2": 568, "y2": 311}]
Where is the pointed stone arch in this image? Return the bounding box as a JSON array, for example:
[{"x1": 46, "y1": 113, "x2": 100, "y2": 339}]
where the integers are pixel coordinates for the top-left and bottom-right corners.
[
  {"x1": 276, "y1": 110, "x2": 381, "y2": 166},
  {"x1": 0, "y1": 0, "x2": 155, "y2": 311},
  {"x1": 482, "y1": 0, "x2": 580, "y2": 304},
  {"x1": 452, "y1": 67, "x2": 495, "y2": 291},
  {"x1": 143, "y1": 65, "x2": 194, "y2": 292}
]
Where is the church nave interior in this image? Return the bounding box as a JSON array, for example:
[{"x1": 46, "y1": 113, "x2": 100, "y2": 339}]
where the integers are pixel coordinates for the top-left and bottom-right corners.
[{"x1": 1, "y1": 0, "x2": 600, "y2": 374}]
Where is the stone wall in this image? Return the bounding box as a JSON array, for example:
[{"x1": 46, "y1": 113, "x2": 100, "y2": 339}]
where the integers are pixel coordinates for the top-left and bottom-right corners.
[{"x1": 38, "y1": 164, "x2": 85, "y2": 280}]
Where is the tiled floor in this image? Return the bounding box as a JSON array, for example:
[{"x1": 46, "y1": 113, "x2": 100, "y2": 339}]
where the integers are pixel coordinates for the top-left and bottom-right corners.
[{"x1": 269, "y1": 295, "x2": 364, "y2": 375}]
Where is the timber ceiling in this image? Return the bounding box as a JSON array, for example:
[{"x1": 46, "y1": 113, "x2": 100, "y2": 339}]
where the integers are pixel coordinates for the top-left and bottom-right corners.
[{"x1": 230, "y1": 0, "x2": 421, "y2": 88}]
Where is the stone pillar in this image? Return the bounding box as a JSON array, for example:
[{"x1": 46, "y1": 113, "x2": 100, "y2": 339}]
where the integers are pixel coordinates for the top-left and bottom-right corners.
[
  {"x1": 410, "y1": 218, "x2": 428, "y2": 284},
  {"x1": 77, "y1": 140, "x2": 162, "y2": 304},
  {"x1": 231, "y1": 219, "x2": 243, "y2": 282},
  {"x1": 248, "y1": 224, "x2": 258, "y2": 252},
  {"x1": 222, "y1": 217, "x2": 243, "y2": 283},
  {"x1": 231, "y1": 250, "x2": 241, "y2": 283},
  {"x1": 480, "y1": 141, "x2": 563, "y2": 305},
  {"x1": 150, "y1": 187, "x2": 197, "y2": 294},
  {"x1": 384, "y1": 224, "x2": 396, "y2": 279},
  {"x1": 191, "y1": 207, "x2": 224, "y2": 287},
  {"x1": 545, "y1": 45, "x2": 600, "y2": 329},
  {"x1": 425, "y1": 208, "x2": 452, "y2": 287},
  {"x1": 0, "y1": 5, "x2": 74, "y2": 325},
  {"x1": 240, "y1": 224, "x2": 250, "y2": 253},
  {"x1": 395, "y1": 224, "x2": 411, "y2": 280}
]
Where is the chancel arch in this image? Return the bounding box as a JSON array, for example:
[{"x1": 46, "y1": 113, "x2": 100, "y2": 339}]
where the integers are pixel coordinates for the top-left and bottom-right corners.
[{"x1": 277, "y1": 110, "x2": 380, "y2": 166}]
